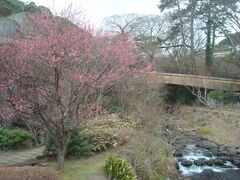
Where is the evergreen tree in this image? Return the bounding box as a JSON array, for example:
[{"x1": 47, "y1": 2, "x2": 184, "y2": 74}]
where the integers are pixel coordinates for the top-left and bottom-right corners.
[{"x1": 0, "y1": 0, "x2": 37, "y2": 17}]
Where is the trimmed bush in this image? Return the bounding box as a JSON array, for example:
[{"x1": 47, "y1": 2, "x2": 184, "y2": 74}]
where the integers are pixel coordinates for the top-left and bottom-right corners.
[
  {"x1": 67, "y1": 132, "x2": 92, "y2": 157},
  {"x1": 81, "y1": 127, "x2": 118, "y2": 152},
  {"x1": 104, "y1": 156, "x2": 136, "y2": 180},
  {"x1": 0, "y1": 126, "x2": 32, "y2": 151},
  {"x1": 44, "y1": 132, "x2": 92, "y2": 157},
  {"x1": 0, "y1": 166, "x2": 60, "y2": 180},
  {"x1": 44, "y1": 127, "x2": 118, "y2": 157}
]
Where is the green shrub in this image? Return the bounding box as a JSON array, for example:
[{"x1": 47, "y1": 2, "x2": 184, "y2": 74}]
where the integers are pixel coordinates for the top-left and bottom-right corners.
[
  {"x1": 198, "y1": 126, "x2": 213, "y2": 135},
  {"x1": 44, "y1": 138, "x2": 56, "y2": 156},
  {"x1": 0, "y1": 126, "x2": 32, "y2": 151},
  {"x1": 165, "y1": 86, "x2": 196, "y2": 104},
  {"x1": 44, "y1": 132, "x2": 92, "y2": 157},
  {"x1": 81, "y1": 127, "x2": 118, "y2": 152},
  {"x1": 44, "y1": 126, "x2": 119, "y2": 157},
  {"x1": 104, "y1": 156, "x2": 136, "y2": 180},
  {"x1": 209, "y1": 87, "x2": 235, "y2": 103},
  {"x1": 67, "y1": 133, "x2": 92, "y2": 157},
  {"x1": 106, "y1": 98, "x2": 122, "y2": 114},
  {"x1": 121, "y1": 131, "x2": 177, "y2": 180}
]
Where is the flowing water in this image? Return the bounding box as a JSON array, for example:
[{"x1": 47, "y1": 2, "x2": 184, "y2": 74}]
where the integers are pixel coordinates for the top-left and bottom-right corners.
[{"x1": 178, "y1": 144, "x2": 239, "y2": 176}]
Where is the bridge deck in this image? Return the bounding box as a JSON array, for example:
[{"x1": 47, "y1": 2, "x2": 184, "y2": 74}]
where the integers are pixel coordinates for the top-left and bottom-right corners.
[{"x1": 157, "y1": 73, "x2": 240, "y2": 92}]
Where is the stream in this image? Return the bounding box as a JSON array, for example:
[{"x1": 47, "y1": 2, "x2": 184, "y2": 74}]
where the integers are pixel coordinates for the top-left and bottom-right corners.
[{"x1": 172, "y1": 136, "x2": 240, "y2": 179}]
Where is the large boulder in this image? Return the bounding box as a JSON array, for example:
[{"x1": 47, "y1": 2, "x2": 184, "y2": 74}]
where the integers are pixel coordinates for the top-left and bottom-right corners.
[
  {"x1": 233, "y1": 159, "x2": 240, "y2": 168},
  {"x1": 206, "y1": 159, "x2": 214, "y2": 166},
  {"x1": 181, "y1": 160, "x2": 193, "y2": 167},
  {"x1": 194, "y1": 159, "x2": 205, "y2": 166},
  {"x1": 214, "y1": 158, "x2": 224, "y2": 167},
  {"x1": 198, "y1": 141, "x2": 219, "y2": 150},
  {"x1": 173, "y1": 151, "x2": 183, "y2": 157},
  {"x1": 202, "y1": 169, "x2": 215, "y2": 178}
]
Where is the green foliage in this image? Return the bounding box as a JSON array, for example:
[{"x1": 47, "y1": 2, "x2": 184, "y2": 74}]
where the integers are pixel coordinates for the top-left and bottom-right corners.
[
  {"x1": 121, "y1": 131, "x2": 177, "y2": 180},
  {"x1": 44, "y1": 138, "x2": 56, "y2": 156},
  {"x1": 67, "y1": 133, "x2": 92, "y2": 157},
  {"x1": 0, "y1": 126, "x2": 32, "y2": 151},
  {"x1": 106, "y1": 98, "x2": 122, "y2": 114},
  {"x1": 209, "y1": 89, "x2": 224, "y2": 102},
  {"x1": 81, "y1": 127, "x2": 118, "y2": 152},
  {"x1": 209, "y1": 87, "x2": 235, "y2": 103},
  {"x1": 156, "y1": 173, "x2": 168, "y2": 180},
  {"x1": 198, "y1": 126, "x2": 213, "y2": 135},
  {"x1": 44, "y1": 124, "x2": 120, "y2": 157},
  {"x1": 44, "y1": 132, "x2": 92, "y2": 157},
  {"x1": 218, "y1": 32, "x2": 240, "y2": 47},
  {"x1": 104, "y1": 156, "x2": 137, "y2": 180},
  {"x1": 165, "y1": 86, "x2": 196, "y2": 104},
  {"x1": 0, "y1": 0, "x2": 38, "y2": 17}
]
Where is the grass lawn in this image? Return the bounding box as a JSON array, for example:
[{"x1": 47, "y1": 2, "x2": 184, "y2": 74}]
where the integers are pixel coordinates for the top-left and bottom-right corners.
[{"x1": 47, "y1": 149, "x2": 117, "y2": 180}]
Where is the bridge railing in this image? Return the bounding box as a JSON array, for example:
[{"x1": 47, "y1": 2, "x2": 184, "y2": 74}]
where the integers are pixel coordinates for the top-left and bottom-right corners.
[{"x1": 156, "y1": 66, "x2": 240, "y2": 79}]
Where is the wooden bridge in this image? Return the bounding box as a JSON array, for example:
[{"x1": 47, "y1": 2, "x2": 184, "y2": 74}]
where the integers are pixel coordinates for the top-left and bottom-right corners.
[{"x1": 157, "y1": 73, "x2": 240, "y2": 92}]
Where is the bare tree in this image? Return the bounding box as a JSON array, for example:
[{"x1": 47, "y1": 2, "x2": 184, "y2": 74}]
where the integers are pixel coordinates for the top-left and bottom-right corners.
[
  {"x1": 134, "y1": 15, "x2": 168, "y2": 64},
  {"x1": 102, "y1": 14, "x2": 139, "y2": 35}
]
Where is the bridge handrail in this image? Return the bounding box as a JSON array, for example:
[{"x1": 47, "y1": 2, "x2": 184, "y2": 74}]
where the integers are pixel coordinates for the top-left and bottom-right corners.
[
  {"x1": 156, "y1": 66, "x2": 240, "y2": 79},
  {"x1": 157, "y1": 72, "x2": 240, "y2": 82}
]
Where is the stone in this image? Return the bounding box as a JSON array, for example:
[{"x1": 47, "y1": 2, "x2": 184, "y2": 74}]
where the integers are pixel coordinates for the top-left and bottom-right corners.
[
  {"x1": 202, "y1": 169, "x2": 214, "y2": 177},
  {"x1": 228, "y1": 148, "x2": 238, "y2": 156},
  {"x1": 173, "y1": 151, "x2": 183, "y2": 157},
  {"x1": 181, "y1": 160, "x2": 193, "y2": 167},
  {"x1": 200, "y1": 141, "x2": 219, "y2": 150},
  {"x1": 175, "y1": 163, "x2": 179, "y2": 170},
  {"x1": 194, "y1": 159, "x2": 205, "y2": 166},
  {"x1": 203, "y1": 151, "x2": 213, "y2": 157},
  {"x1": 206, "y1": 159, "x2": 214, "y2": 166},
  {"x1": 233, "y1": 159, "x2": 240, "y2": 168},
  {"x1": 178, "y1": 158, "x2": 184, "y2": 162},
  {"x1": 214, "y1": 158, "x2": 224, "y2": 167},
  {"x1": 218, "y1": 150, "x2": 228, "y2": 156}
]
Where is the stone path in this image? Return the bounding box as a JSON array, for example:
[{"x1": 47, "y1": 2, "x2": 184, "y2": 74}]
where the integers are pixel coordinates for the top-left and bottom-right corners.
[{"x1": 0, "y1": 146, "x2": 45, "y2": 167}]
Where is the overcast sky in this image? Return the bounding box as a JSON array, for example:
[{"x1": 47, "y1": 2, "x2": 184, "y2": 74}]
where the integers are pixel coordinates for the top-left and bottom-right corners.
[{"x1": 22, "y1": 0, "x2": 160, "y2": 26}]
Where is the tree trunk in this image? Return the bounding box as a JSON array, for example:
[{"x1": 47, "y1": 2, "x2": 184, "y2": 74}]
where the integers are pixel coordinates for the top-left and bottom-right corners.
[
  {"x1": 190, "y1": 0, "x2": 196, "y2": 72},
  {"x1": 57, "y1": 148, "x2": 66, "y2": 170},
  {"x1": 177, "y1": 0, "x2": 188, "y2": 67},
  {"x1": 56, "y1": 135, "x2": 70, "y2": 170},
  {"x1": 205, "y1": 17, "x2": 213, "y2": 67}
]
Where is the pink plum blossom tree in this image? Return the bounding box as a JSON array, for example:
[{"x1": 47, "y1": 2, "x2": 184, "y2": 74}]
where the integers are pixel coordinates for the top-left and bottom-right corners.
[{"x1": 0, "y1": 11, "x2": 137, "y2": 170}]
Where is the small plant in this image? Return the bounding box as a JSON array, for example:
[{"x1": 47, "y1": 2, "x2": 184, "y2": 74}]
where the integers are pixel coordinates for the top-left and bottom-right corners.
[
  {"x1": 198, "y1": 126, "x2": 213, "y2": 135},
  {"x1": 104, "y1": 156, "x2": 136, "y2": 180}
]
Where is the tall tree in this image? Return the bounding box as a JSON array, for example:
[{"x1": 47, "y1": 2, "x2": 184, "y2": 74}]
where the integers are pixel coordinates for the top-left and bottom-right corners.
[
  {"x1": 0, "y1": 11, "x2": 137, "y2": 170},
  {"x1": 103, "y1": 14, "x2": 168, "y2": 64},
  {"x1": 159, "y1": 0, "x2": 240, "y2": 68},
  {"x1": 159, "y1": 0, "x2": 194, "y2": 69}
]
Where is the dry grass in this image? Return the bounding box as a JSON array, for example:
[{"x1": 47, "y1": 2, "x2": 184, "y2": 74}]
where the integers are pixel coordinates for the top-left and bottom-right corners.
[
  {"x1": 0, "y1": 166, "x2": 60, "y2": 180},
  {"x1": 177, "y1": 106, "x2": 240, "y2": 147}
]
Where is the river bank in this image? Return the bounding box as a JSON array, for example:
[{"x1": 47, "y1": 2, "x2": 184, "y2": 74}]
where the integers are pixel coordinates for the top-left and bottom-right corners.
[{"x1": 163, "y1": 105, "x2": 240, "y2": 179}]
